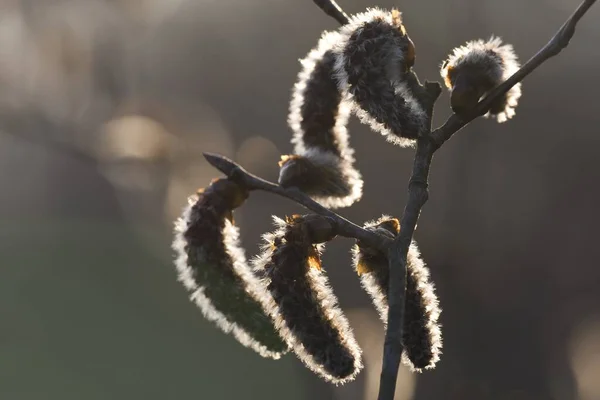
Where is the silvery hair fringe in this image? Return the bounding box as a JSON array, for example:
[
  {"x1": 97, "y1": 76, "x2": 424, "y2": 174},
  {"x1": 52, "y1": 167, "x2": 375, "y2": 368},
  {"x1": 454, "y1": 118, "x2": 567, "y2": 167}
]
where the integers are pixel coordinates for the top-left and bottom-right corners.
[
  {"x1": 283, "y1": 30, "x2": 362, "y2": 208},
  {"x1": 172, "y1": 179, "x2": 287, "y2": 359},
  {"x1": 351, "y1": 215, "x2": 442, "y2": 371},
  {"x1": 252, "y1": 215, "x2": 363, "y2": 384},
  {"x1": 332, "y1": 8, "x2": 427, "y2": 146},
  {"x1": 440, "y1": 36, "x2": 522, "y2": 122}
]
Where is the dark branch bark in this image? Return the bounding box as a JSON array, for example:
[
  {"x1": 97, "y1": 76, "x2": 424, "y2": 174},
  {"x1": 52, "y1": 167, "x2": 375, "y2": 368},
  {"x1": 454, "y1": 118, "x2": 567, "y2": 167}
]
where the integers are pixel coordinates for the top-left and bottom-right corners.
[
  {"x1": 312, "y1": 0, "x2": 349, "y2": 25},
  {"x1": 203, "y1": 152, "x2": 391, "y2": 252}
]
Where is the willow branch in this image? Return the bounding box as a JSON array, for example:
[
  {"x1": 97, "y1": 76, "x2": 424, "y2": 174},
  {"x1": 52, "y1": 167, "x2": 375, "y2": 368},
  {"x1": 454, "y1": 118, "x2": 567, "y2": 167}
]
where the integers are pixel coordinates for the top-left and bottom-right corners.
[
  {"x1": 312, "y1": 1, "x2": 597, "y2": 399},
  {"x1": 203, "y1": 152, "x2": 391, "y2": 252},
  {"x1": 312, "y1": 0, "x2": 349, "y2": 25}
]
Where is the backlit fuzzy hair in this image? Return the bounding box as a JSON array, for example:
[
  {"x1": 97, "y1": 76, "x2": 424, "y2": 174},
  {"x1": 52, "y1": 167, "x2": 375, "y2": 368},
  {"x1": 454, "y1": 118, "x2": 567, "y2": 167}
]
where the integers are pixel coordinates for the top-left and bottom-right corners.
[
  {"x1": 351, "y1": 215, "x2": 442, "y2": 371},
  {"x1": 283, "y1": 30, "x2": 362, "y2": 208},
  {"x1": 440, "y1": 36, "x2": 522, "y2": 122},
  {"x1": 172, "y1": 179, "x2": 287, "y2": 359},
  {"x1": 332, "y1": 8, "x2": 427, "y2": 146},
  {"x1": 252, "y1": 215, "x2": 363, "y2": 384},
  {"x1": 278, "y1": 149, "x2": 362, "y2": 209}
]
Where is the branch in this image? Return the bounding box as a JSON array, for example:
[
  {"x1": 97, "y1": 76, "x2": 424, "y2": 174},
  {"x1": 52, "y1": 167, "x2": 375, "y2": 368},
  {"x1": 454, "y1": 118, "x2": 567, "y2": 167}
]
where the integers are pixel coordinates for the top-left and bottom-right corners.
[
  {"x1": 203, "y1": 152, "x2": 391, "y2": 252},
  {"x1": 312, "y1": 0, "x2": 349, "y2": 25}
]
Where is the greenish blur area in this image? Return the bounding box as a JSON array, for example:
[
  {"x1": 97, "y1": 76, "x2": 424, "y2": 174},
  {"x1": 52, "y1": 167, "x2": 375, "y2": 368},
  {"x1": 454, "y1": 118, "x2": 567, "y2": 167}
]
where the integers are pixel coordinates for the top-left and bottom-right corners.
[{"x1": 1, "y1": 218, "x2": 306, "y2": 400}]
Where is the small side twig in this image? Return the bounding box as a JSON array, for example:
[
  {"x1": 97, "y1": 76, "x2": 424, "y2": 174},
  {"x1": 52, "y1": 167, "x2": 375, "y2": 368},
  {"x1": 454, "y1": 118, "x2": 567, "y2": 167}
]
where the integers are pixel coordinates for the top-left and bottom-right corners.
[{"x1": 203, "y1": 152, "x2": 391, "y2": 252}]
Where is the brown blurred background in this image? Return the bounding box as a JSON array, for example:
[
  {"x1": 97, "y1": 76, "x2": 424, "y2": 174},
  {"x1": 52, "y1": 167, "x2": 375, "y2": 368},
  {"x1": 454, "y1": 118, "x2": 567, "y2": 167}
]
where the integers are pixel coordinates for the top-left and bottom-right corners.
[{"x1": 1, "y1": 0, "x2": 599, "y2": 399}]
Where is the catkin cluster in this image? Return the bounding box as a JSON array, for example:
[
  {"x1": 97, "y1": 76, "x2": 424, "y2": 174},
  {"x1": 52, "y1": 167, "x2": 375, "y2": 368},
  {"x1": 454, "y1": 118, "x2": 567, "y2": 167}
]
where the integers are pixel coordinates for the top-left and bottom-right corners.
[
  {"x1": 172, "y1": 6, "x2": 523, "y2": 385},
  {"x1": 280, "y1": 9, "x2": 428, "y2": 209}
]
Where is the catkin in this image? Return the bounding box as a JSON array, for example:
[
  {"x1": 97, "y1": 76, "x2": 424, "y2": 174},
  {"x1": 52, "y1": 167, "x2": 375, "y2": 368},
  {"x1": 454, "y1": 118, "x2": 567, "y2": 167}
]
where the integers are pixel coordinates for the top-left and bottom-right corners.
[
  {"x1": 351, "y1": 216, "x2": 442, "y2": 371},
  {"x1": 253, "y1": 215, "x2": 363, "y2": 383},
  {"x1": 172, "y1": 179, "x2": 287, "y2": 359}
]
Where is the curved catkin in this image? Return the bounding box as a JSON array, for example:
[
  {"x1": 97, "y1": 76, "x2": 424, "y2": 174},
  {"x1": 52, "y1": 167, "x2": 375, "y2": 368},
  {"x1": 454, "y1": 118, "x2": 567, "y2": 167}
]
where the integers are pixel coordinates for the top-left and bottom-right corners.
[
  {"x1": 332, "y1": 8, "x2": 427, "y2": 146},
  {"x1": 172, "y1": 178, "x2": 287, "y2": 359},
  {"x1": 253, "y1": 215, "x2": 363, "y2": 384},
  {"x1": 282, "y1": 30, "x2": 362, "y2": 209},
  {"x1": 351, "y1": 216, "x2": 442, "y2": 371},
  {"x1": 440, "y1": 36, "x2": 521, "y2": 122}
]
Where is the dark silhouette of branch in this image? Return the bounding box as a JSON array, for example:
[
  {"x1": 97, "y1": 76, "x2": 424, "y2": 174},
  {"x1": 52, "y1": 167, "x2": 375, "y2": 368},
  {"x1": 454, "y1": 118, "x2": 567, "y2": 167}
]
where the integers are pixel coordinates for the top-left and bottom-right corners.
[
  {"x1": 203, "y1": 152, "x2": 392, "y2": 252},
  {"x1": 203, "y1": 0, "x2": 596, "y2": 398},
  {"x1": 312, "y1": 0, "x2": 349, "y2": 25}
]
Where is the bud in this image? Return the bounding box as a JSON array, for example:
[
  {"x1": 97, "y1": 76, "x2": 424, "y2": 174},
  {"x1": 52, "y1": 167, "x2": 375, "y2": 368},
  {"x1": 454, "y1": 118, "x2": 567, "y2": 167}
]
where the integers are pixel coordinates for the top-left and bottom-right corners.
[
  {"x1": 172, "y1": 178, "x2": 287, "y2": 359},
  {"x1": 351, "y1": 216, "x2": 442, "y2": 371},
  {"x1": 253, "y1": 215, "x2": 363, "y2": 383},
  {"x1": 285, "y1": 30, "x2": 362, "y2": 208},
  {"x1": 332, "y1": 8, "x2": 427, "y2": 146},
  {"x1": 440, "y1": 36, "x2": 522, "y2": 122}
]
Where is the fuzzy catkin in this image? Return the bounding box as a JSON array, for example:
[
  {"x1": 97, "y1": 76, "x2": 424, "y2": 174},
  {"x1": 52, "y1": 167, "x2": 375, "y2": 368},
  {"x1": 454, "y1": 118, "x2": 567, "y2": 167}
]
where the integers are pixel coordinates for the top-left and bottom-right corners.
[
  {"x1": 332, "y1": 8, "x2": 427, "y2": 146},
  {"x1": 351, "y1": 216, "x2": 442, "y2": 371},
  {"x1": 440, "y1": 36, "x2": 522, "y2": 122},
  {"x1": 253, "y1": 215, "x2": 363, "y2": 384},
  {"x1": 172, "y1": 179, "x2": 287, "y2": 359},
  {"x1": 282, "y1": 30, "x2": 362, "y2": 209}
]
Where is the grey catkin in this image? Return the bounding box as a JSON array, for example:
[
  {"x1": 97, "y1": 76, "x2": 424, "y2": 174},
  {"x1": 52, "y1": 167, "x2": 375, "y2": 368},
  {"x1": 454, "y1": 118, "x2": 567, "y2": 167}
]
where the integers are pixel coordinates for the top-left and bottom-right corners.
[
  {"x1": 282, "y1": 30, "x2": 362, "y2": 209},
  {"x1": 172, "y1": 179, "x2": 287, "y2": 359},
  {"x1": 441, "y1": 36, "x2": 522, "y2": 122},
  {"x1": 351, "y1": 215, "x2": 442, "y2": 371},
  {"x1": 332, "y1": 8, "x2": 427, "y2": 146},
  {"x1": 253, "y1": 215, "x2": 363, "y2": 384}
]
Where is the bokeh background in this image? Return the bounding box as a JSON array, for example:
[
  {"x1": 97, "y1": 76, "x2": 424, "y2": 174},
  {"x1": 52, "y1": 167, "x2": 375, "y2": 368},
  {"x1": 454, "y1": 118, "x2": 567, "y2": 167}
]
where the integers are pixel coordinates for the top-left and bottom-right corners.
[{"x1": 1, "y1": 0, "x2": 599, "y2": 399}]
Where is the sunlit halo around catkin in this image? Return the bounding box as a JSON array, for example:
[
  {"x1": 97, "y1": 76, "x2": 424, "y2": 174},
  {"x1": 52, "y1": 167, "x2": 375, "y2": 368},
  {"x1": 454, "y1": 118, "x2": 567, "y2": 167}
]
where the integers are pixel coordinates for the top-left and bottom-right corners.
[
  {"x1": 172, "y1": 178, "x2": 287, "y2": 359},
  {"x1": 281, "y1": 30, "x2": 362, "y2": 209},
  {"x1": 351, "y1": 216, "x2": 442, "y2": 371},
  {"x1": 253, "y1": 215, "x2": 363, "y2": 384},
  {"x1": 332, "y1": 8, "x2": 427, "y2": 146},
  {"x1": 440, "y1": 36, "x2": 522, "y2": 122}
]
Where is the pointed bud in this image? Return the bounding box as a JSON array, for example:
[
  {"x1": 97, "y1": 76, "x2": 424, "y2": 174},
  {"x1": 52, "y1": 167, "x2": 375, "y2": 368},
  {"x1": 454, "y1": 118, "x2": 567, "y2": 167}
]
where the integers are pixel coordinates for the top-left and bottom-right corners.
[{"x1": 172, "y1": 178, "x2": 287, "y2": 359}]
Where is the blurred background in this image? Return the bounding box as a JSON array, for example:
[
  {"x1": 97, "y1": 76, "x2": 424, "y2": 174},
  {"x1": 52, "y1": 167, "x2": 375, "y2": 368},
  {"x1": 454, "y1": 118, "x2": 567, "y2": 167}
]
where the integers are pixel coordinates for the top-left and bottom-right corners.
[{"x1": 1, "y1": 0, "x2": 599, "y2": 399}]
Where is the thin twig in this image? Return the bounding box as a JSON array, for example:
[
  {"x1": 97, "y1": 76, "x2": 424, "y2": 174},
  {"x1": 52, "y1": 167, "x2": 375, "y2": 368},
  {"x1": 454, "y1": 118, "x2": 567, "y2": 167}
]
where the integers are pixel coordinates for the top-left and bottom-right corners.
[
  {"x1": 203, "y1": 152, "x2": 391, "y2": 252},
  {"x1": 312, "y1": 0, "x2": 350, "y2": 25}
]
